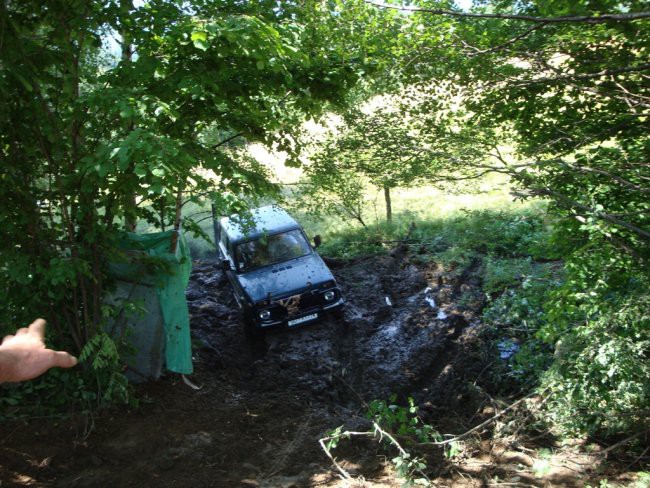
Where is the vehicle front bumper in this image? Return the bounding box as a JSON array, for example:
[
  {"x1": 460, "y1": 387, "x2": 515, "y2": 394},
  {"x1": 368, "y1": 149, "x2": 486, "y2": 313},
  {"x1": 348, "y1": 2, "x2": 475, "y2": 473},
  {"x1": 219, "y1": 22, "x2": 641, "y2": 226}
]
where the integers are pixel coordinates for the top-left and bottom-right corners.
[{"x1": 254, "y1": 297, "x2": 344, "y2": 329}]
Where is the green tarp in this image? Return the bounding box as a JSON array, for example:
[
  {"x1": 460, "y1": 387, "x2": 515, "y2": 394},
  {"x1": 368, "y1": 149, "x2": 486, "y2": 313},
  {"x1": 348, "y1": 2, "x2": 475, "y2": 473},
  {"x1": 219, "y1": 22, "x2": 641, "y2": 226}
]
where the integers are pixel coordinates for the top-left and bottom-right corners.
[{"x1": 110, "y1": 230, "x2": 193, "y2": 376}]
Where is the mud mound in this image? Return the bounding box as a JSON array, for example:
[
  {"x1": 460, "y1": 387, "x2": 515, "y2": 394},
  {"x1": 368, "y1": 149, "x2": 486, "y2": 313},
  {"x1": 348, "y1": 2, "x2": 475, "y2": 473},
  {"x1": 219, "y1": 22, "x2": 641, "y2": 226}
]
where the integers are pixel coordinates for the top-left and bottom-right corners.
[
  {"x1": 187, "y1": 246, "x2": 486, "y2": 409},
  {"x1": 2, "y1": 247, "x2": 518, "y2": 488}
]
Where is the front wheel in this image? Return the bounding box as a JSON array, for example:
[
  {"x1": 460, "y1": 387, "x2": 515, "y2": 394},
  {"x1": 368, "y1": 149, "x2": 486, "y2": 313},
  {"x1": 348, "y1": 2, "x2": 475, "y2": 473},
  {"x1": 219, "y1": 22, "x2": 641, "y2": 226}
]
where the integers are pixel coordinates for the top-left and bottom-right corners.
[
  {"x1": 330, "y1": 305, "x2": 345, "y2": 321},
  {"x1": 241, "y1": 309, "x2": 266, "y2": 343}
]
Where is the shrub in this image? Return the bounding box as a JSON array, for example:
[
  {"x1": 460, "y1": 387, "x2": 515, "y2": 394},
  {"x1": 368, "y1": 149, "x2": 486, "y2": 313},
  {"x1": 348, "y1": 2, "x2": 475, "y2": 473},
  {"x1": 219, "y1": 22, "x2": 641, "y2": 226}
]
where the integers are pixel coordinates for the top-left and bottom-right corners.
[
  {"x1": 482, "y1": 262, "x2": 561, "y2": 389},
  {"x1": 483, "y1": 257, "x2": 534, "y2": 296},
  {"x1": 540, "y1": 281, "x2": 649, "y2": 436}
]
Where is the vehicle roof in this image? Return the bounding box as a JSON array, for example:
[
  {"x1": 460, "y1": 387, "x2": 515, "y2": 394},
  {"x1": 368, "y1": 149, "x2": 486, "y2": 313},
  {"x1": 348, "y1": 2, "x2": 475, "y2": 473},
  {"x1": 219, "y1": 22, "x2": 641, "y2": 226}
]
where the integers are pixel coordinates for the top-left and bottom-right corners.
[{"x1": 220, "y1": 205, "x2": 302, "y2": 243}]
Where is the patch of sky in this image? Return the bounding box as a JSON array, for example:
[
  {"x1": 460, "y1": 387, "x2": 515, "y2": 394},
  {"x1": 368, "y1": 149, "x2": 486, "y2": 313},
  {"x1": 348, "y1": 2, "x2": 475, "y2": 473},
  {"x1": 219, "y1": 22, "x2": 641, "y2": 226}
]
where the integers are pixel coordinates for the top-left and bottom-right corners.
[{"x1": 371, "y1": 0, "x2": 473, "y2": 12}]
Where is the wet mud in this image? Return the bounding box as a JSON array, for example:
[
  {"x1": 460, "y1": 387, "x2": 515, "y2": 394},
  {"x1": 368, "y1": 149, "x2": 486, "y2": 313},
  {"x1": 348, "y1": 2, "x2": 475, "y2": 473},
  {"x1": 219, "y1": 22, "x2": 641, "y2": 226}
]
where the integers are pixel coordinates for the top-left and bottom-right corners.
[
  {"x1": 188, "y1": 246, "x2": 485, "y2": 413},
  {"x1": 1, "y1": 248, "x2": 592, "y2": 487}
]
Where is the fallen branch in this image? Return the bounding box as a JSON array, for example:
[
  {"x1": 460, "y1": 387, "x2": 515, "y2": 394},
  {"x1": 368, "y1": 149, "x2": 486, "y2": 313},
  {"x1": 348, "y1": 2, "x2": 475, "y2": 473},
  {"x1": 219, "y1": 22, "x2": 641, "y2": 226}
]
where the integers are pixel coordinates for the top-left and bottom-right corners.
[
  {"x1": 319, "y1": 429, "x2": 371, "y2": 480},
  {"x1": 319, "y1": 423, "x2": 431, "y2": 484},
  {"x1": 372, "y1": 421, "x2": 432, "y2": 484},
  {"x1": 625, "y1": 445, "x2": 649, "y2": 471},
  {"x1": 330, "y1": 365, "x2": 548, "y2": 449},
  {"x1": 421, "y1": 389, "x2": 548, "y2": 447},
  {"x1": 319, "y1": 387, "x2": 549, "y2": 486},
  {"x1": 598, "y1": 429, "x2": 650, "y2": 457}
]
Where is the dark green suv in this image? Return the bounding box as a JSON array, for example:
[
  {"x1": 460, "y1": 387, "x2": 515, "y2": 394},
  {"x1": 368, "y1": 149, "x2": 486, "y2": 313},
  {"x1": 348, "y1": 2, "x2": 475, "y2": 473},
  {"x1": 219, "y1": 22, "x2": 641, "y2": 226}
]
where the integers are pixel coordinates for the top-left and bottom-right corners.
[{"x1": 217, "y1": 206, "x2": 344, "y2": 329}]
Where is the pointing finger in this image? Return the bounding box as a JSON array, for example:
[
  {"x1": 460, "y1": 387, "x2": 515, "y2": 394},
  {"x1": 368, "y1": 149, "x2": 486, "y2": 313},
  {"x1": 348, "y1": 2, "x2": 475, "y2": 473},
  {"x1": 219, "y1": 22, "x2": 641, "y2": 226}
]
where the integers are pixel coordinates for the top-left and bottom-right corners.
[
  {"x1": 28, "y1": 318, "x2": 47, "y2": 339},
  {"x1": 51, "y1": 350, "x2": 78, "y2": 369}
]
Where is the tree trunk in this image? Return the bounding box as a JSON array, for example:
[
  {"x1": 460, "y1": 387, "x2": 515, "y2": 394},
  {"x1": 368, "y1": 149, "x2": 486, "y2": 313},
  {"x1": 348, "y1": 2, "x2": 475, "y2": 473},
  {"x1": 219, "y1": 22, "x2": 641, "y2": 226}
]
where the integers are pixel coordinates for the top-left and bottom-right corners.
[
  {"x1": 384, "y1": 185, "x2": 392, "y2": 223},
  {"x1": 120, "y1": 0, "x2": 137, "y2": 231},
  {"x1": 169, "y1": 179, "x2": 185, "y2": 253}
]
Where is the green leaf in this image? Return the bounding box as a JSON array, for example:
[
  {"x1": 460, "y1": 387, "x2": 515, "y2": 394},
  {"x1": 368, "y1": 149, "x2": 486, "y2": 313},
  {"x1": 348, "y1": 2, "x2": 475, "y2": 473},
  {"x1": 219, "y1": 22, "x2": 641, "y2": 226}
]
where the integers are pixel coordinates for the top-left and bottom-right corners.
[
  {"x1": 194, "y1": 39, "x2": 209, "y2": 50},
  {"x1": 191, "y1": 30, "x2": 209, "y2": 50},
  {"x1": 11, "y1": 71, "x2": 33, "y2": 92},
  {"x1": 191, "y1": 30, "x2": 207, "y2": 42},
  {"x1": 117, "y1": 147, "x2": 130, "y2": 170},
  {"x1": 94, "y1": 162, "x2": 111, "y2": 178}
]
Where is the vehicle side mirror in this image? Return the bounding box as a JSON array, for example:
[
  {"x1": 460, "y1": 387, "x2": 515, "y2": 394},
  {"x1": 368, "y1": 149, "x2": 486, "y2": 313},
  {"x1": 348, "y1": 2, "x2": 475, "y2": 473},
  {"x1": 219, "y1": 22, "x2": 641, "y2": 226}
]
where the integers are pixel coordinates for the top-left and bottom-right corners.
[
  {"x1": 313, "y1": 235, "x2": 322, "y2": 248},
  {"x1": 221, "y1": 259, "x2": 231, "y2": 272}
]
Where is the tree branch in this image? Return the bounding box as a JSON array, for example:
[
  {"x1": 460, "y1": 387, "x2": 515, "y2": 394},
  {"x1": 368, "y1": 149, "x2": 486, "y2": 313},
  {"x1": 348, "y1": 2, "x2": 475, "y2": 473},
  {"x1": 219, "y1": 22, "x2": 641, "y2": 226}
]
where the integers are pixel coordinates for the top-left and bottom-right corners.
[
  {"x1": 553, "y1": 161, "x2": 650, "y2": 195},
  {"x1": 365, "y1": 2, "x2": 650, "y2": 24},
  {"x1": 421, "y1": 390, "x2": 547, "y2": 446},
  {"x1": 510, "y1": 63, "x2": 650, "y2": 87},
  {"x1": 598, "y1": 429, "x2": 650, "y2": 457},
  {"x1": 212, "y1": 131, "x2": 244, "y2": 149},
  {"x1": 467, "y1": 22, "x2": 549, "y2": 55},
  {"x1": 519, "y1": 187, "x2": 650, "y2": 239},
  {"x1": 319, "y1": 433, "x2": 361, "y2": 480}
]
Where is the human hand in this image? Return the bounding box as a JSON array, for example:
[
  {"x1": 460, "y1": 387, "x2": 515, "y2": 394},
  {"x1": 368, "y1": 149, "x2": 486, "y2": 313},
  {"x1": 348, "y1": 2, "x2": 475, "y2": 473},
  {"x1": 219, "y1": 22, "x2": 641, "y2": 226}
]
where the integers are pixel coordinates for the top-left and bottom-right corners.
[{"x1": 0, "y1": 318, "x2": 78, "y2": 383}]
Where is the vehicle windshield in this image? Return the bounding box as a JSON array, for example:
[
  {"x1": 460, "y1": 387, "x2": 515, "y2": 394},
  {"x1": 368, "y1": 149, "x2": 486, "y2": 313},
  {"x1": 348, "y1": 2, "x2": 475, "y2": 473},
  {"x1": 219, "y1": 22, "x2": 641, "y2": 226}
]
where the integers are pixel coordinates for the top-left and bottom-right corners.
[{"x1": 235, "y1": 229, "x2": 312, "y2": 272}]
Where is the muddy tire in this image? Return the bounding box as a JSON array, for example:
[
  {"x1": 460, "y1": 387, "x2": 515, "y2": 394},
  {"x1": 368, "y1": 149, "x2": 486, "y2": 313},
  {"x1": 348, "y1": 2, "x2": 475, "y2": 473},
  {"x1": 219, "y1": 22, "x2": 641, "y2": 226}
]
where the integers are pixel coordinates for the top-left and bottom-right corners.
[
  {"x1": 239, "y1": 309, "x2": 261, "y2": 337},
  {"x1": 330, "y1": 307, "x2": 345, "y2": 322},
  {"x1": 241, "y1": 312, "x2": 266, "y2": 358},
  {"x1": 244, "y1": 319, "x2": 264, "y2": 340}
]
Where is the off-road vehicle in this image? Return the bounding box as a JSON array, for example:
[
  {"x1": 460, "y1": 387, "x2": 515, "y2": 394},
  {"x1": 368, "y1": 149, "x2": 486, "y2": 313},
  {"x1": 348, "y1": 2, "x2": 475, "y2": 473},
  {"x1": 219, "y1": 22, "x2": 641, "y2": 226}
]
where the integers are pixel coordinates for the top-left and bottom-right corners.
[{"x1": 216, "y1": 205, "x2": 344, "y2": 329}]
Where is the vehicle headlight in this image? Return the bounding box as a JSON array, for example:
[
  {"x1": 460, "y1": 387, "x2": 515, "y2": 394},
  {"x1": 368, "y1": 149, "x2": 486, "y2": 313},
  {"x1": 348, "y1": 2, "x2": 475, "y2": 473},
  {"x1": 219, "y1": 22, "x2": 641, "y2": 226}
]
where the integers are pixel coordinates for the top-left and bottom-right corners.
[
  {"x1": 259, "y1": 309, "x2": 271, "y2": 320},
  {"x1": 324, "y1": 290, "x2": 336, "y2": 301}
]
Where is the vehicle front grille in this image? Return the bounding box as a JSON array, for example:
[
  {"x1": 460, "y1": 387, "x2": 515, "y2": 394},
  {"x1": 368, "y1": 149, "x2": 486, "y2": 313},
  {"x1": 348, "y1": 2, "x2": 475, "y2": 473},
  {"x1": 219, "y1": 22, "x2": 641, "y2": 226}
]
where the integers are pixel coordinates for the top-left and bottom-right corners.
[{"x1": 272, "y1": 288, "x2": 338, "y2": 318}]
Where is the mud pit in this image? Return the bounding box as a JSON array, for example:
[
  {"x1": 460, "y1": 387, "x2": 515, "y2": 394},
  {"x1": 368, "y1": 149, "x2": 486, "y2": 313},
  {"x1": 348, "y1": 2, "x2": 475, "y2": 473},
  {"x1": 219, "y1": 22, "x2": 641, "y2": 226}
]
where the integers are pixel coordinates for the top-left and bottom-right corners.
[{"x1": 1, "y1": 248, "x2": 590, "y2": 487}]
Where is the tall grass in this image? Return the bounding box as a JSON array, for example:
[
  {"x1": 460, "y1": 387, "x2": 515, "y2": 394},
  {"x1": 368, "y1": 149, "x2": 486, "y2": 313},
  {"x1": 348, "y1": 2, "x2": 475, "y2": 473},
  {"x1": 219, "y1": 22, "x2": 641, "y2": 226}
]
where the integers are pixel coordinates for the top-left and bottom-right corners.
[
  {"x1": 292, "y1": 188, "x2": 551, "y2": 261},
  {"x1": 150, "y1": 176, "x2": 550, "y2": 261}
]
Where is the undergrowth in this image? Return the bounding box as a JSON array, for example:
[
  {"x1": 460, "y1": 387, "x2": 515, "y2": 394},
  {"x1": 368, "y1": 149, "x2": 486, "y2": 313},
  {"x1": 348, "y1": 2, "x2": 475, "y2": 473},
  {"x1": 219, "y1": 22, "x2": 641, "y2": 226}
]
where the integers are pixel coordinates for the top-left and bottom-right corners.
[
  {"x1": 0, "y1": 331, "x2": 135, "y2": 422},
  {"x1": 316, "y1": 203, "x2": 648, "y2": 448},
  {"x1": 314, "y1": 206, "x2": 553, "y2": 261}
]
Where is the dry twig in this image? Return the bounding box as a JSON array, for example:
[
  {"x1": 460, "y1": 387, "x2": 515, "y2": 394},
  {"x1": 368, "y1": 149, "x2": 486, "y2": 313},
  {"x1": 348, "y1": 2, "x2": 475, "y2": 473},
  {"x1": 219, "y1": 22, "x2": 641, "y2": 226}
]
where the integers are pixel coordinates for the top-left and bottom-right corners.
[{"x1": 422, "y1": 390, "x2": 548, "y2": 447}]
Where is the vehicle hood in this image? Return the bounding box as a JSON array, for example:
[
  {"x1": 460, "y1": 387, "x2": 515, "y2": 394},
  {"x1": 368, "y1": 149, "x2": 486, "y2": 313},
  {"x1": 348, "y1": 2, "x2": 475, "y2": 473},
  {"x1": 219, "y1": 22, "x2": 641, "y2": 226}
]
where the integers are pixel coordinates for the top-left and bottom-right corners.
[{"x1": 238, "y1": 253, "x2": 334, "y2": 302}]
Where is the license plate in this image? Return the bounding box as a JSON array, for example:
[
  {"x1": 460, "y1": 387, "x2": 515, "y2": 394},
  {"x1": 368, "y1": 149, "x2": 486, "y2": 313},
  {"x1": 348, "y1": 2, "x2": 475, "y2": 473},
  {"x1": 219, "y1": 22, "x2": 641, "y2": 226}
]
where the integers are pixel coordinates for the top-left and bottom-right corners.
[{"x1": 288, "y1": 313, "x2": 318, "y2": 327}]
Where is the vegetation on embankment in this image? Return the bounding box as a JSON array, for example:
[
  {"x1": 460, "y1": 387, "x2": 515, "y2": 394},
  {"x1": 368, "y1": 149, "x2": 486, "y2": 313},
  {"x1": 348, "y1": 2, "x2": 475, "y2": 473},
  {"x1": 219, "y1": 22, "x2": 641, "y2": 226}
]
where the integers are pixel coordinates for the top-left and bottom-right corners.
[
  {"x1": 2, "y1": 0, "x2": 647, "y2": 480},
  {"x1": 293, "y1": 181, "x2": 647, "y2": 455}
]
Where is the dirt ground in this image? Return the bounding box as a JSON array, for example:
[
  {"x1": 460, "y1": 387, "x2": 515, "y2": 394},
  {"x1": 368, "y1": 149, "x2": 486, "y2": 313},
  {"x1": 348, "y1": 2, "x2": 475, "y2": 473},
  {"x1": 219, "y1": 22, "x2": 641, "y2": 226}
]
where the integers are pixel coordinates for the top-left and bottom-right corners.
[{"x1": 0, "y1": 248, "x2": 635, "y2": 487}]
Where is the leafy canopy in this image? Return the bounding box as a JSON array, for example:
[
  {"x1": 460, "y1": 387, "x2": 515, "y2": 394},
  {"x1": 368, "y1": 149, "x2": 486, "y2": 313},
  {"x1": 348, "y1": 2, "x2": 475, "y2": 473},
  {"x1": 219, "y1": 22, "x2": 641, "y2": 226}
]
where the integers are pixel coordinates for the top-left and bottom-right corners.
[{"x1": 0, "y1": 0, "x2": 393, "y2": 406}]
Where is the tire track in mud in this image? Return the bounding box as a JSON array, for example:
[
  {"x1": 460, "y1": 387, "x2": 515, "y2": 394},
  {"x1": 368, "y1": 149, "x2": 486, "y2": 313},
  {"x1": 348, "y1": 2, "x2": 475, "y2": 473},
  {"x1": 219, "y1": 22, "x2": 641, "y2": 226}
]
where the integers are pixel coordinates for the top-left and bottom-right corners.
[
  {"x1": 187, "y1": 248, "x2": 487, "y2": 409},
  {"x1": 329, "y1": 248, "x2": 460, "y2": 403},
  {"x1": 261, "y1": 412, "x2": 313, "y2": 479},
  {"x1": 185, "y1": 248, "x2": 489, "y2": 484},
  {"x1": 0, "y1": 249, "x2": 493, "y2": 488},
  {"x1": 328, "y1": 313, "x2": 363, "y2": 407}
]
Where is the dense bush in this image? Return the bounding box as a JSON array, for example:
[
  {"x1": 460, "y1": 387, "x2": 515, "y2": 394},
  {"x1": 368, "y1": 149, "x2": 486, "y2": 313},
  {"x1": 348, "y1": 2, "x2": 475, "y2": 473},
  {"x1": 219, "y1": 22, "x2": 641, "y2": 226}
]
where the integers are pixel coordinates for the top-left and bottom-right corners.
[
  {"x1": 538, "y1": 232, "x2": 649, "y2": 436},
  {"x1": 319, "y1": 204, "x2": 648, "y2": 439},
  {"x1": 318, "y1": 206, "x2": 551, "y2": 260},
  {"x1": 483, "y1": 222, "x2": 649, "y2": 437},
  {"x1": 542, "y1": 291, "x2": 649, "y2": 436},
  {"x1": 0, "y1": 332, "x2": 135, "y2": 421}
]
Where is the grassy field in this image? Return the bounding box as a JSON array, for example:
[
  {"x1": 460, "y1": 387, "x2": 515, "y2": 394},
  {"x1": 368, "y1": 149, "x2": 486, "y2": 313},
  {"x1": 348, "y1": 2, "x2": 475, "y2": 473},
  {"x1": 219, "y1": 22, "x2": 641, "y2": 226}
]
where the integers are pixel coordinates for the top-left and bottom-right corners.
[{"x1": 176, "y1": 172, "x2": 549, "y2": 261}]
